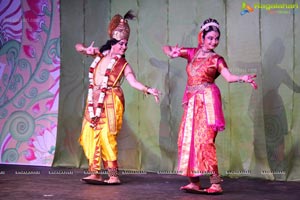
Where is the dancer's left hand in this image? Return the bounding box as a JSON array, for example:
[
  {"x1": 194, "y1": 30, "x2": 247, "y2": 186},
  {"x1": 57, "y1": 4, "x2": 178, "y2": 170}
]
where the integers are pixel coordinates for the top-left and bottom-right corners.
[
  {"x1": 243, "y1": 74, "x2": 258, "y2": 90},
  {"x1": 148, "y1": 88, "x2": 162, "y2": 103}
]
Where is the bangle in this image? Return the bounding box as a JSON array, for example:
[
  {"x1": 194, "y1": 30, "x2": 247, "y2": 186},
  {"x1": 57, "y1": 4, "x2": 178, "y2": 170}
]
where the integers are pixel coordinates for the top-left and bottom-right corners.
[
  {"x1": 143, "y1": 86, "x2": 150, "y2": 95},
  {"x1": 238, "y1": 77, "x2": 245, "y2": 83}
]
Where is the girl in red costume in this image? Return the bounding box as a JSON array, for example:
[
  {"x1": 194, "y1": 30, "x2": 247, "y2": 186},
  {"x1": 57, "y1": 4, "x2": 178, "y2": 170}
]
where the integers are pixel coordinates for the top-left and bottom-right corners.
[{"x1": 163, "y1": 18, "x2": 257, "y2": 194}]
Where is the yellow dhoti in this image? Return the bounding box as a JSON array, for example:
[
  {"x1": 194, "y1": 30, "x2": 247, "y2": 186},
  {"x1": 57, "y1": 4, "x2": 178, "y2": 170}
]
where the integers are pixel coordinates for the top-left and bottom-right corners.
[{"x1": 79, "y1": 90, "x2": 124, "y2": 171}]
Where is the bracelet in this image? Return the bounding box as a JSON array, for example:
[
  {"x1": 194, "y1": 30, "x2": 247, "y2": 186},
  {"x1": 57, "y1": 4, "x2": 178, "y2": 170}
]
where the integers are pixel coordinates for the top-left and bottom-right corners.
[
  {"x1": 143, "y1": 86, "x2": 150, "y2": 95},
  {"x1": 238, "y1": 77, "x2": 245, "y2": 83}
]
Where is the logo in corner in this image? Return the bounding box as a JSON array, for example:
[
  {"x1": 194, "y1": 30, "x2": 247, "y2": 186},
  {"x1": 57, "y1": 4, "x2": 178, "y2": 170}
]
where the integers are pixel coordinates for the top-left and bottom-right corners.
[{"x1": 241, "y1": 1, "x2": 254, "y2": 15}]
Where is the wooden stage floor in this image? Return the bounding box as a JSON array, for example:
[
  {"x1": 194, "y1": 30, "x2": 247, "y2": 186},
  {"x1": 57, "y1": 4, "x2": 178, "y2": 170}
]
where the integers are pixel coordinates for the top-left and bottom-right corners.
[{"x1": 0, "y1": 164, "x2": 299, "y2": 200}]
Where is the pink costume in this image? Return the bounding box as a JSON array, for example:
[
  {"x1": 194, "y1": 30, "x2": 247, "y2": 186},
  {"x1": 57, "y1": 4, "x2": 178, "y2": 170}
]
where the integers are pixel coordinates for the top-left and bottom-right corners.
[{"x1": 177, "y1": 47, "x2": 227, "y2": 177}]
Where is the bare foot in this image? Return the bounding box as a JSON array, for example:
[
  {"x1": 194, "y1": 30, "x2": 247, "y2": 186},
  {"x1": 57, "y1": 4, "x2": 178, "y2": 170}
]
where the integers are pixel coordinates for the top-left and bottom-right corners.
[
  {"x1": 104, "y1": 176, "x2": 121, "y2": 184},
  {"x1": 82, "y1": 174, "x2": 103, "y2": 181},
  {"x1": 180, "y1": 182, "x2": 201, "y2": 190},
  {"x1": 204, "y1": 183, "x2": 223, "y2": 194}
]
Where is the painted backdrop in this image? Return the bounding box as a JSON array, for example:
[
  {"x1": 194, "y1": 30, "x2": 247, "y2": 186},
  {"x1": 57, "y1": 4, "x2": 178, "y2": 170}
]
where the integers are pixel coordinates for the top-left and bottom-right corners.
[{"x1": 0, "y1": 0, "x2": 60, "y2": 166}]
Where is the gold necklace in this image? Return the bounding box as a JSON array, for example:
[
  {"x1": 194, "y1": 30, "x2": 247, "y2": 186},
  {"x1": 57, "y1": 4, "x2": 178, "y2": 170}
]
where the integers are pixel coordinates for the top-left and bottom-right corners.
[
  {"x1": 201, "y1": 48, "x2": 211, "y2": 53},
  {"x1": 189, "y1": 49, "x2": 213, "y2": 76},
  {"x1": 198, "y1": 48, "x2": 213, "y2": 57}
]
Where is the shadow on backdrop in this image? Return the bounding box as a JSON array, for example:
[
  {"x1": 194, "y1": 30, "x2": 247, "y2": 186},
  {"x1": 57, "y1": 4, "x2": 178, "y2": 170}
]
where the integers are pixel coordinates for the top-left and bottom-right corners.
[{"x1": 240, "y1": 38, "x2": 300, "y2": 180}]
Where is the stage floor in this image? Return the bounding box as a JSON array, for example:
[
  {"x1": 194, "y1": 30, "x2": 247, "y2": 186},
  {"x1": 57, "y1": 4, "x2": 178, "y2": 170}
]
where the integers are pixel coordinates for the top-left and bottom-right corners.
[{"x1": 0, "y1": 165, "x2": 299, "y2": 200}]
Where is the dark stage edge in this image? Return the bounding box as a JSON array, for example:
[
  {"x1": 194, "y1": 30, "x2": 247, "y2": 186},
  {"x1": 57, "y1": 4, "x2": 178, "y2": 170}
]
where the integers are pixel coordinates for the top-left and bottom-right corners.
[{"x1": 0, "y1": 165, "x2": 300, "y2": 200}]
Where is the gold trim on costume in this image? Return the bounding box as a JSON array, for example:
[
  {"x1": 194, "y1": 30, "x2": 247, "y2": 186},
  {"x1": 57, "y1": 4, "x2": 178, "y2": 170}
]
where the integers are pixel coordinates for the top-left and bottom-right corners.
[
  {"x1": 204, "y1": 89, "x2": 216, "y2": 126},
  {"x1": 178, "y1": 95, "x2": 195, "y2": 175},
  {"x1": 113, "y1": 62, "x2": 128, "y2": 87}
]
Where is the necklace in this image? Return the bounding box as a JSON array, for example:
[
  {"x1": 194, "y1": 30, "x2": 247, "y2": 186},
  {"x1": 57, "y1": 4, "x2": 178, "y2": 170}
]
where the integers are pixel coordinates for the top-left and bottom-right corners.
[
  {"x1": 189, "y1": 48, "x2": 213, "y2": 76},
  {"x1": 201, "y1": 48, "x2": 211, "y2": 53},
  {"x1": 198, "y1": 48, "x2": 213, "y2": 57},
  {"x1": 87, "y1": 54, "x2": 120, "y2": 128}
]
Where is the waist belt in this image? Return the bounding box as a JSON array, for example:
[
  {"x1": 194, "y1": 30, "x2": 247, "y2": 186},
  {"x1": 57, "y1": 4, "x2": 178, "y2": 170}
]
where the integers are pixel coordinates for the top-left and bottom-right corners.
[{"x1": 186, "y1": 82, "x2": 211, "y2": 93}]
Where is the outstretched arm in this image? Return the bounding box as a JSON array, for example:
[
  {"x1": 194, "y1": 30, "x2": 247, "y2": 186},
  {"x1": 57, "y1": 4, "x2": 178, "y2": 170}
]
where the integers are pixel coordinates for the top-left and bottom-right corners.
[
  {"x1": 75, "y1": 41, "x2": 100, "y2": 56},
  {"x1": 162, "y1": 44, "x2": 182, "y2": 58},
  {"x1": 221, "y1": 67, "x2": 258, "y2": 89},
  {"x1": 124, "y1": 64, "x2": 161, "y2": 103}
]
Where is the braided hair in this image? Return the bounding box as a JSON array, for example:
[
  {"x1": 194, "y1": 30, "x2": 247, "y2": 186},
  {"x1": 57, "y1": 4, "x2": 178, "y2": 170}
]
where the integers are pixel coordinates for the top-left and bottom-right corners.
[{"x1": 99, "y1": 38, "x2": 119, "y2": 53}]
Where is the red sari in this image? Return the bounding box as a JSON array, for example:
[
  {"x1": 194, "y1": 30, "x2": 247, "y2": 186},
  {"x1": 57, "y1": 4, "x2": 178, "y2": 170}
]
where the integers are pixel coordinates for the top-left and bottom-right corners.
[{"x1": 177, "y1": 48, "x2": 227, "y2": 177}]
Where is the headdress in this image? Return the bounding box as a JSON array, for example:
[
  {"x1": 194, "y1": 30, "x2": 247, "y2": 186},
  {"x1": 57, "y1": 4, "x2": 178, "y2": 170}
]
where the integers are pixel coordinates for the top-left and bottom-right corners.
[
  {"x1": 108, "y1": 10, "x2": 135, "y2": 40},
  {"x1": 200, "y1": 22, "x2": 219, "y2": 32}
]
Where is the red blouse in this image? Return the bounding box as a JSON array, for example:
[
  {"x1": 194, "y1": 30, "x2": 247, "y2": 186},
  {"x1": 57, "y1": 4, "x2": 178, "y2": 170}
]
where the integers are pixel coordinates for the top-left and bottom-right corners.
[{"x1": 180, "y1": 48, "x2": 228, "y2": 86}]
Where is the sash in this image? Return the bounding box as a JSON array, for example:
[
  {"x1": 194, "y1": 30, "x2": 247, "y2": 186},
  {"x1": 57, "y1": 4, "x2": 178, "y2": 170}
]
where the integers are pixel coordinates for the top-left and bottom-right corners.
[
  {"x1": 105, "y1": 58, "x2": 127, "y2": 134},
  {"x1": 203, "y1": 84, "x2": 225, "y2": 131}
]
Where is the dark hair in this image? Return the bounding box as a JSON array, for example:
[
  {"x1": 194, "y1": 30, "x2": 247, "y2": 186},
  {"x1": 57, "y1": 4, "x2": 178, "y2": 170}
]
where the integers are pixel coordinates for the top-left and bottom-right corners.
[
  {"x1": 201, "y1": 18, "x2": 220, "y2": 39},
  {"x1": 99, "y1": 38, "x2": 119, "y2": 53}
]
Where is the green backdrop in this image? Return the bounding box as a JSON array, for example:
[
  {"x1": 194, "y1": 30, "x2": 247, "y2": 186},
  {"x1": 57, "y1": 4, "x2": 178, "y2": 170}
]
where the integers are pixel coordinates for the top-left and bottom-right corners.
[{"x1": 54, "y1": 0, "x2": 300, "y2": 181}]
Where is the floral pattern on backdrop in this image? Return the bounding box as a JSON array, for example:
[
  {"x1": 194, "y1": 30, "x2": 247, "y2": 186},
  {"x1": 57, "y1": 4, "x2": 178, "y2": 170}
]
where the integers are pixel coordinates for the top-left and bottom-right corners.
[{"x1": 0, "y1": 0, "x2": 60, "y2": 166}]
